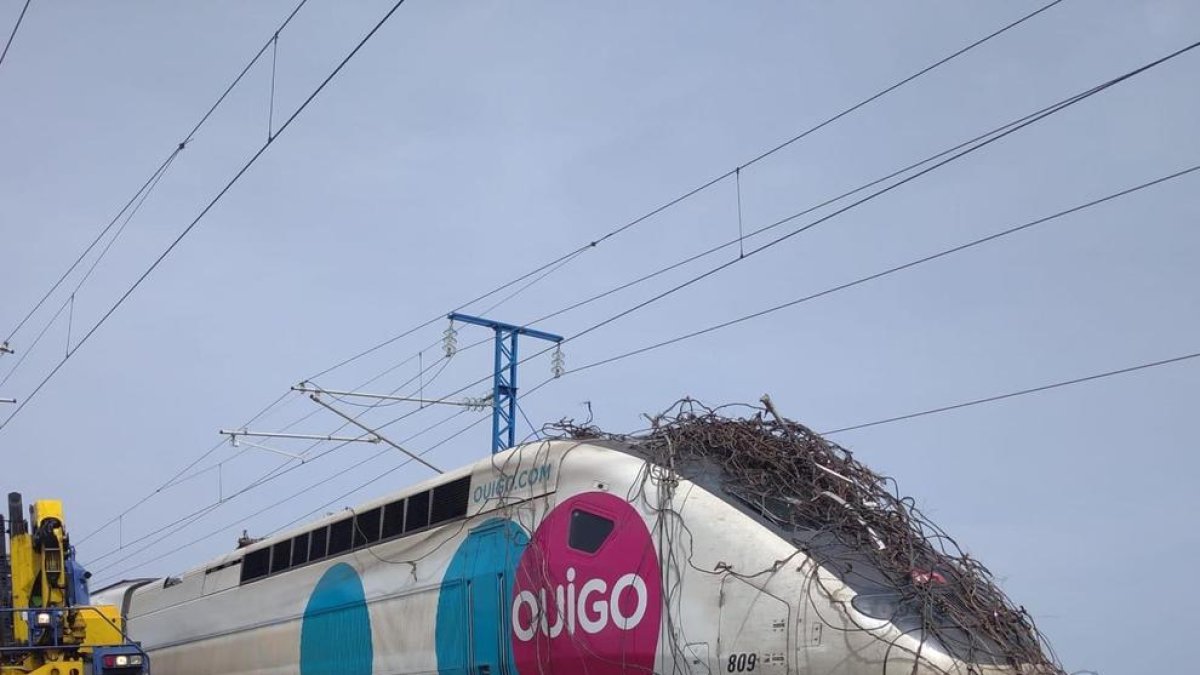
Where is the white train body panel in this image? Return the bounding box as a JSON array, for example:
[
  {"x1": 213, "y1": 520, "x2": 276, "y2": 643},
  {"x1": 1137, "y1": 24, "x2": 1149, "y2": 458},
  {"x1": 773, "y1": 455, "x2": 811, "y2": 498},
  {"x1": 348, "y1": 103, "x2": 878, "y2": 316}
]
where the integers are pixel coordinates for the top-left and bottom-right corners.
[{"x1": 112, "y1": 440, "x2": 1015, "y2": 674}]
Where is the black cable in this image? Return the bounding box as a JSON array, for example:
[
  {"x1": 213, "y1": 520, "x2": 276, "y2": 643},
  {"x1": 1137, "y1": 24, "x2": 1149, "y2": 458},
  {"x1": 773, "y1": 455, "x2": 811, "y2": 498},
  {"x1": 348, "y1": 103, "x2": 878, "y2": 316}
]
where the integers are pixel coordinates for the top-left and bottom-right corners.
[
  {"x1": 330, "y1": 32, "x2": 1186, "y2": 444},
  {"x1": 91, "y1": 7, "x2": 1181, "y2": 574},
  {"x1": 19, "y1": 3, "x2": 1079, "y2": 577},
  {"x1": 209, "y1": 37, "x2": 1200, "y2": 556},
  {"x1": 73, "y1": 388, "x2": 293, "y2": 546},
  {"x1": 113, "y1": 0, "x2": 1079, "y2": 538},
  {"x1": 90, "y1": 399, "x2": 474, "y2": 580},
  {"x1": 99, "y1": 380, "x2": 484, "y2": 576},
  {"x1": 81, "y1": 334, "x2": 461, "y2": 560},
  {"x1": 565, "y1": 163, "x2": 1200, "y2": 375},
  {"x1": 3, "y1": 148, "x2": 180, "y2": 345},
  {"x1": 0, "y1": 0, "x2": 31, "y2": 71},
  {"x1": 520, "y1": 90, "x2": 1087, "y2": 331},
  {"x1": 3, "y1": 0, "x2": 311, "y2": 346},
  {"x1": 0, "y1": 0, "x2": 409, "y2": 432},
  {"x1": 77, "y1": 317, "x2": 457, "y2": 545},
  {"x1": 551, "y1": 40, "x2": 1200, "y2": 357},
  {"x1": 303, "y1": 0, "x2": 1068, "y2": 382},
  {"x1": 822, "y1": 351, "x2": 1200, "y2": 435},
  {"x1": 517, "y1": 400, "x2": 542, "y2": 440},
  {"x1": 0, "y1": 297, "x2": 68, "y2": 390},
  {"x1": 1, "y1": 148, "x2": 180, "y2": 388}
]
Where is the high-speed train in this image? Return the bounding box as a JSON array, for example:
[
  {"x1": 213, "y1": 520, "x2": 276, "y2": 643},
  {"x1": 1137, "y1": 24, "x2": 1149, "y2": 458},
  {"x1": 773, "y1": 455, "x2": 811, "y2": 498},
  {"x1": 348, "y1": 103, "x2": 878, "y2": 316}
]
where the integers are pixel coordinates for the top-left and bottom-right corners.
[{"x1": 93, "y1": 437, "x2": 1051, "y2": 675}]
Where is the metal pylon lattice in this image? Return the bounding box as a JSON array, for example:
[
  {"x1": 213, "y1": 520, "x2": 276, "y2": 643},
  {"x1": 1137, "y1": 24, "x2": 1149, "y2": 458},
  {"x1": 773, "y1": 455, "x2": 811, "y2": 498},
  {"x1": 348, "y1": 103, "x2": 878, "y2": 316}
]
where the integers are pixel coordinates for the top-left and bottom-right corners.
[{"x1": 447, "y1": 313, "x2": 563, "y2": 454}]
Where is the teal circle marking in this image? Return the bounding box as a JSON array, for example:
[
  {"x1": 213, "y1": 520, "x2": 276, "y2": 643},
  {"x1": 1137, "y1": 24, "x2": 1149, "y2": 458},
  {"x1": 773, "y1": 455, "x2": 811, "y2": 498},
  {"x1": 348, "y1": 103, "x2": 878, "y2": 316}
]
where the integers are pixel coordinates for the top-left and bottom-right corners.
[
  {"x1": 435, "y1": 518, "x2": 529, "y2": 675},
  {"x1": 300, "y1": 562, "x2": 373, "y2": 674}
]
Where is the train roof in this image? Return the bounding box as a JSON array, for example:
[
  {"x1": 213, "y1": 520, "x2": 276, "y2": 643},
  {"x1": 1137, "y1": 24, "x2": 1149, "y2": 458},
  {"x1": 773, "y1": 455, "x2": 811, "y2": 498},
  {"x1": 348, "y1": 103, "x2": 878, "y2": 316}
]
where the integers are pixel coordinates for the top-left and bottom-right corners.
[{"x1": 160, "y1": 438, "x2": 639, "y2": 580}]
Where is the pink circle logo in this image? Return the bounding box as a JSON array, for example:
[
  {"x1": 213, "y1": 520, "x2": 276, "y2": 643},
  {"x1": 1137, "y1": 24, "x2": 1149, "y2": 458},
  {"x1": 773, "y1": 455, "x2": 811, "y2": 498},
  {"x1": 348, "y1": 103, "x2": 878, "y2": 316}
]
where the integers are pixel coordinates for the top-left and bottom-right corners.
[{"x1": 511, "y1": 492, "x2": 661, "y2": 675}]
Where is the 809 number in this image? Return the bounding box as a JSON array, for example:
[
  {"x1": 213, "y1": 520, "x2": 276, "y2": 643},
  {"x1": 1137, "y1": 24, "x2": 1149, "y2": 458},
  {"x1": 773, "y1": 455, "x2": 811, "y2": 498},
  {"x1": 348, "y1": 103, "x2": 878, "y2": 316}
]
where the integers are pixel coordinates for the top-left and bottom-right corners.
[{"x1": 726, "y1": 653, "x2": 758, "y2": 672}]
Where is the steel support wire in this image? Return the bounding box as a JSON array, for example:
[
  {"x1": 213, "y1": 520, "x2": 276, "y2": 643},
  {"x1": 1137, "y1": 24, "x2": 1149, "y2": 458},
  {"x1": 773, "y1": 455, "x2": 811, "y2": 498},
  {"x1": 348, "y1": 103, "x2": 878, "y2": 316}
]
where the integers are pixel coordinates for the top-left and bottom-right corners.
[
  {"x1": 0, "y1": 0, "x2": 31, "y2": 71},
  {"x1": 4, "y1": 0, "x2": 311, "y2": 346},
  {"x1": 0, "y1": 0, "x2": 411, "y2": 432},
  {"x1": 516, "y1": 91, "x2": 1103, "y2": 332},
  {"x1": 307, "y1": 393, "x2": 443, "y2": 474},
  {"x1": 349, "y1": 38, "x2": 1200, "y2": 424},
  {"x1": 78, "y1": 351, "x2": 453, "y2": 550},
  {"x1": 302, "y1": 0, "x2": 1068, "y2": 383},
  {"x1": 268, "y1": 410, "x2": 480, "y2": 535},
  {"x1": 821, "y1": 351, "x2": 1200, "y2": 435},
  {"x1": 561, "y1": 163, "x2": 1200, "y2": 376},
  {"x1": 74, "y1": 387, "x2": 293, "y2": 546},
  {"x1": 0, "y1": 150, "x2": 183, "y2": 389},
  {"x1": 552, "y1": 41, "x2": 1200, "y2": 357},
  {"x1": 98, "y1": 0, "x2": 1074, "y2": 536},
  {"x1": 183, "y1": 37, "x2": 1198, "y2": 544},
  {"x1": 82, "y1": 355, "x2": 456, "y2": 561},
  {"x1": 88, "y1": 19, "x2": 1185, "y2": 566},
  {"x1": 105, "y1": 178, "x2": 1200, "y2": 583},
  {"x1": 90, "y1": 404, "x2": 470, "y2": 582}
]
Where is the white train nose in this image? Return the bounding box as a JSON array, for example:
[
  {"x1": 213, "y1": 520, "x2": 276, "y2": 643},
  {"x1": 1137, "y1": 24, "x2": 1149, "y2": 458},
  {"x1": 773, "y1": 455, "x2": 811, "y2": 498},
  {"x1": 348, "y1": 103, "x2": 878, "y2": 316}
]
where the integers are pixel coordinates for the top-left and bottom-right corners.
[{"x1": 884, "y1": 654, "x2": 1060, "y2": 675}]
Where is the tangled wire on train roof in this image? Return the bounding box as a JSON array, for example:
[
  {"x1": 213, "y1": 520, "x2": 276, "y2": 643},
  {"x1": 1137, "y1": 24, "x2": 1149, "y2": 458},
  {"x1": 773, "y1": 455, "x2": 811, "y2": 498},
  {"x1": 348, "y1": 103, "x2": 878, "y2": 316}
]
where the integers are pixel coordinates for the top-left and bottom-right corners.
[{"x1": 546, "y1": 397, "x2": 1063, "y2": 674}]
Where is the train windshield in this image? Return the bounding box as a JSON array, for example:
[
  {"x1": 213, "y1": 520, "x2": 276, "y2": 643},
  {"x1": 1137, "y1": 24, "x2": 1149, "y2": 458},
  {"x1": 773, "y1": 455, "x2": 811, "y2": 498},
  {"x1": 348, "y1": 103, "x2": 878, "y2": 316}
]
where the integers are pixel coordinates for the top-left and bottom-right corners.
[{"x1": 850, "y1": 586, "x2": 1034, "y2": 665}]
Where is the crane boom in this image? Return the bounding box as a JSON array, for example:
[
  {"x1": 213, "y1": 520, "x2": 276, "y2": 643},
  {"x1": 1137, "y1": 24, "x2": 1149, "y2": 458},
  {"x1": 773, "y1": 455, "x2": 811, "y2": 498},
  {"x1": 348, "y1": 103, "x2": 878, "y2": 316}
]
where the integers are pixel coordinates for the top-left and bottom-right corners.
[{"x1": 1, "y1": 493, "x2": 149, "y2": 674}]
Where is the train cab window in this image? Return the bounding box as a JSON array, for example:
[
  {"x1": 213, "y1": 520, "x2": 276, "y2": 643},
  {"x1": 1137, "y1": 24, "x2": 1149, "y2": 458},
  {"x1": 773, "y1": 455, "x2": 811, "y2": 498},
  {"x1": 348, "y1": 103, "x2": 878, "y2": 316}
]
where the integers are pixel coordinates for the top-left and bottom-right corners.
[
  {"x1": 328, "y1": 519, "x2": 353, "y2": 556},
  {"x1": 292, "y1": 532, "x2": 311, "y2": 566},
  {"x1": 353, "y1": 508, "x2": 382, "y2": 548},
  {"x1": 241, "y1": 547, "x2": 270, "y2": 583},
  {"x1": 431, "y1": 476, "x2": 471, "y2": 524},
  {"x1": 405, "y1": 491, "x2": 430, "y2": 532},
  {"x1": 270, "y1": 541, "x2": 291, "y2": 574},
  {"x1": 382, "y1": 499, "x2": 405, "y2": 539},
  {"x1": 568, "y1": 509, "x2": 615, "y2": 554},
  {"x1": 310, "y1": 526, "x2": 328, "y2": 561}
]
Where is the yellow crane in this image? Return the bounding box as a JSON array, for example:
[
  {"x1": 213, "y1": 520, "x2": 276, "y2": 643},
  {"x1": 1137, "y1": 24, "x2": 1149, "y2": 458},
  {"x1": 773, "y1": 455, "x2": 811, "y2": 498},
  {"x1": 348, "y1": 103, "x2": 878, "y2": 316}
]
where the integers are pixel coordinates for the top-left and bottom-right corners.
[{"x1": 1, "y1": 493, "x2": 148, "y2": 674}]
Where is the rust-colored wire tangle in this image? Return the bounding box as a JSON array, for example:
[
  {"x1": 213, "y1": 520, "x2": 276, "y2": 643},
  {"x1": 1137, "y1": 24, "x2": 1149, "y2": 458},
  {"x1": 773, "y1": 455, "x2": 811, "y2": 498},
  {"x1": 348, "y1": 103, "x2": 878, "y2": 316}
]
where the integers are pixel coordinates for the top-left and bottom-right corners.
[{"x1": 547, "y1": 398, "x2": 1063, "y2": 673}]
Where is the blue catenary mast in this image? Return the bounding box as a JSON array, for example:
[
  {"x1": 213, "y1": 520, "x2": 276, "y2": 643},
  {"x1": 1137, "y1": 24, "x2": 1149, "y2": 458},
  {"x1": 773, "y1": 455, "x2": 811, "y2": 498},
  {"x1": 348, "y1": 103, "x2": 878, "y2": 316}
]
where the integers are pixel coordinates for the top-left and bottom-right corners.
[{"x1": 447, "y1": 313, "x2": 563, "y2": 454}]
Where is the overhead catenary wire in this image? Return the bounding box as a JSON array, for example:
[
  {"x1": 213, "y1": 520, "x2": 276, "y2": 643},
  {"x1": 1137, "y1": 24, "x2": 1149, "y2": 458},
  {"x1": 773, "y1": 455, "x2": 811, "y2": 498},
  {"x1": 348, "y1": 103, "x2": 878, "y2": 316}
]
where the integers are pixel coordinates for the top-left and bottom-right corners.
[
  {"x1": 175, "y1": 343, "x2": 1200, "y2": 587},
  {"x1": 96, "y1": 406, "x2": 485, "y2": 584},
  {"x1": 76, "y1": 338, "x2": 456, "y2": 546},
  {"x1": 151, "y1": 34, "x2": 1197, "y2": 556},
  {"x1": 0, "y1": 135, "x2": 178, "y2": 386},
  {"x1": 362, "y1": 35, "x2": 1200, "y2": 435},
  {"x1": 0, "y1": 0, "x2": 410, "y2": 433},
  {"x1": 223, "y1": 124, "x2": 1193, "y2": 557},
  {"x1": 301, "y1": 12, "x2": 1131, "y2": 391},
  {"x1": 90, "y1": 400, "x2": 475, "y2": 582},
  {"x1": 101, "y1": 324, "x2": 1200, "y2": 581},
  {"x1": 308, "y1": 34, "x2": 1187, "y2": 446},
  {"x1": 74, "y1": 388, "x2": 292, "y2": 546},
  {"x1": 297, "y1": 6, "x2": 1124, "y2": 404},
  {"x1": 3, "y1": 0, "x2": 311, "y2": 348},
  {"x1": 93, "y1": 19, "x2": 1200, "y2": 578},
  {"x1": 82, "y1": 345, "x2": 463, "y2": 568},
  {"x1": 3, "y1": 147, "x2": 182, "y2": 347},
  {"x1": 336, "y1": 69, "x2": 1200, "y2": 517},
  {"x1": 0, "y1": 0, "x2": 31, "y2": 71},
  {"x1": 86, "y1": 263, "x2": 566, "y2": 549},
  {"x1": 68, "y1": 133, "x2": 186, "y2": 301},
  {"x1": 86, "y1": 37, "x2": 1199, "y2": 577},
  {"x1": 301, "y1": 0, "x2": 1068, "y2": 383},
  {"x1": 80, "y1": 0, "x2": 1072, "y2": 559},
  {"x1": 80, "y1": 354, "x2": 455, "y2": 555},
  {"x1": 473, "y1": 38, "x2": 1200, "y2": 401},
  {"x1": 821, "y1": 351, "x2": 1200, "y2": 435},
  {"x1": 561, "y1": 163, "x2": 1200, "y2": 376},
  {"x1": 514, "y1": 88, "x2": 1103, "y2": 333}
]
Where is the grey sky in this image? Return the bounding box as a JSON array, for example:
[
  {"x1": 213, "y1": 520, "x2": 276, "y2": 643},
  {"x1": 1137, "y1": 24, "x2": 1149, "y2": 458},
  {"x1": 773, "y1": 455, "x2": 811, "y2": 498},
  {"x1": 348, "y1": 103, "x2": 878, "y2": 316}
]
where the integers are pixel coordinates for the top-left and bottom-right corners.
[{"x1": 2, "y1": 1, "x2": 1198, "y2": 672}]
